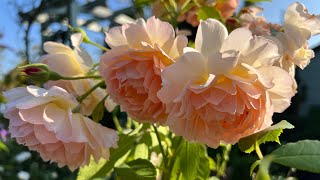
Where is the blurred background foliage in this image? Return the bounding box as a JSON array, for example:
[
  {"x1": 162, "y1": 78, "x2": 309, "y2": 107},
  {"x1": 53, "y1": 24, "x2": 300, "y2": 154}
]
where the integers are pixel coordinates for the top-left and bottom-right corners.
[{"x1": 0, "y1": 0, "x2": 320, "y2": 179}]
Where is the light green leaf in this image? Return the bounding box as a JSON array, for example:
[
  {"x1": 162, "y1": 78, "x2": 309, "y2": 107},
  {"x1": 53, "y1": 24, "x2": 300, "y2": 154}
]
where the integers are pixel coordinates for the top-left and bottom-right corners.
[
  {"x1": 92, "y1": 98, "x2": 106, "y2": 123},
  {"x1": 115, "y1": 159, "x2": 156, "y2": 180},
  {"x1": 0, "y1": 141, "x2": 8, "y2": 152},
  {"x1": 0, "y1": 93, "x2": 7, "y2": 104},
  {"x1": 270, "y1": 140, "x2": 320, "y2": 173},
  {"x1": 169, "y1": 141, "x2": 209, "y2": 180},
  {"x1": 134, "y1": 143, "x2": 149, "y2": 160},
  {"x1": 89, "y1": 134, "x2": 136, "y2": 179},
  {"x1": 197, "y1": 6, "x2": 221, "y2": 21},
  {"x1": 77, "y1": 158, "x2": 107, "y2": 180},
  {"x1": 256, "y1": 156, "x2": 272, "y2": 180},
  {"x1": 250, "y1": 160, "x2": 260, "y2": 176},
  {"x1": 238, "y1": 120, "x2": 294, "y2": 153},
  {"x1": 134, "y1": 0, "x2": 156, "y2": 7}
]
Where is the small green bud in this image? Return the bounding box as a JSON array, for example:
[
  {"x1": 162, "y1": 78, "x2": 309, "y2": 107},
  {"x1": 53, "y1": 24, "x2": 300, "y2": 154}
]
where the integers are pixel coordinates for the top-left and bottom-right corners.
[{"x1": 18, "y1": 63, "x2": 63, "y2": 84}]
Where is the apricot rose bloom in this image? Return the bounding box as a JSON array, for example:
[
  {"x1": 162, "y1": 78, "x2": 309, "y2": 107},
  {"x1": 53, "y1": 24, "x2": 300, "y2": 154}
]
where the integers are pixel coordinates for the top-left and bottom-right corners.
[
  {"x1": 3, "y1": 86, "x2": 118, "y2": 171},
  {"x1": 100, "y1": 17, "x2": 187, "y2": 123},
  {"x1": 158, "y1": 19, "x2": 296, "y2": 148},
  {"x1": 41, "y1": 41, "x2": 115, "y2": 116}
]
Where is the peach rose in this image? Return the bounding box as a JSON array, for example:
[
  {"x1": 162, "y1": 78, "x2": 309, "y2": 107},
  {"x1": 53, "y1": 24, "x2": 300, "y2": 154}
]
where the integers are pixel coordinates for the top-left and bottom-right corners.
[
  {"x1": 3, "y1": 86, "x2": 118, "y2": 171},
  {"x1": 215, "y1": 0, "x2": 239, "y2": 19},
  {"x1": 40, "y1": 41, "x2": 115, "y2": 116},
  {"x1": 158, "y1": 19, "x2": 295, "y2": 148},
  {"x1": 100, "y1": 17, "x2": 187, "y2": 123}
]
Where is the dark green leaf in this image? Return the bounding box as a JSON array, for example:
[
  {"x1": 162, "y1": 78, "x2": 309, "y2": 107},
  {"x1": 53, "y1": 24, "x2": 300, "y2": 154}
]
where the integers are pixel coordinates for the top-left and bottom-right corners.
[
  {"x1": 90, "y1": 134, "x2": 136, "y2": 179},
  {"x1": 197, "y1": 6, "x2": 221, "y2": 21},
  {"x1": 270, "y1": 140, "x2": 320, "y2": 173},
  {"x1": 92, "y1": 98, "x2": 106, "y2": 122},
  {"x1": 115, "y1": 159, "x2": 156, "y2": 180},
  {"x1": 238, "y1": 120, "x2": 294, "y2": 153}
]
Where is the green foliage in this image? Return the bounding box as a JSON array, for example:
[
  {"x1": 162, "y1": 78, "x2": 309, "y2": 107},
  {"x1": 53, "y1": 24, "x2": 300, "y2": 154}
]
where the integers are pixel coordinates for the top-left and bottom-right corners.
[
  {"x1": 77, "y1": 134, "x2": 136, "y2": 179},
  {"x1": 256, "y1": 156, "x2": 272, "y2": 180},
  {"x1": 0, "y1": 93, "x2": 7, "y2": 104},
  {"x1": 115, "y1": 159, "x2": 157, "y2": 180},
  {"x1": 77, "y1": 158, "x2": 107, "y2": 180},
  {"x1": 238, "y1": 120, "x2": 294, "y2": 153},
  {"x1": 168, "y1": 140, "x2": 210, "y2": 180},
  {"x1": 270, "y1": 140, "x2": 320, "y2": 173},
  {"x1": 92, "y1": 97, "x2": 106, "y2": 122},
  {"x1": 134, "y1": 0, "x2": 156, "y2": 8},
  {"x1": 197, "y1": 6, "x2": 221, "y2": 21},
  {"x1": 0, "y1": 141, "x2": 8, "y2": 152}
]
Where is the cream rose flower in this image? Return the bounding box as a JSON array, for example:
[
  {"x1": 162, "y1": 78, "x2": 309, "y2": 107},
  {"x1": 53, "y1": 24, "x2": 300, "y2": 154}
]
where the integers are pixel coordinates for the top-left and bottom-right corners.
[
  {"x1": 158, "y1": 19, "x2": 296, "y2": 148},
  {"x1": 40, "y1": 41, "x2": 115, "y2": 116},
  {"x1": 270, "y1": 2, "x2": 320, "y2": 77},
  {"x1": 3, "y1": 86, "x2": 118, "y2": 171},
  {"x1": 100, "y1": 16, "x2": 187, "y2": 123}
]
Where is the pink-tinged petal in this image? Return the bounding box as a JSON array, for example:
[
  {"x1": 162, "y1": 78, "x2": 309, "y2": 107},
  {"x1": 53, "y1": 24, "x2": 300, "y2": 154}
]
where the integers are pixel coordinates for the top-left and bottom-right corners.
[
  {"x1": 195, "y1": 19, "x2": 228, "y2": 57},
  {"x1": 146, "y1": 16, "x2": 175, "y2": 52},
  {"x1": 105, "y1": 26, "x2": 128, "y2": 48},
  {"x1": 124, "y1": 21, "x2": 152, "y2": 49},
  {"x1": 34, "y1": 125, "x2": 59, "y2": 144},
  {"x1": 19, "y1": 105, "x2": 46, "y2": 125},
  {"x1": 258, "y1": 66, "x2": 296, "y2": 113}
]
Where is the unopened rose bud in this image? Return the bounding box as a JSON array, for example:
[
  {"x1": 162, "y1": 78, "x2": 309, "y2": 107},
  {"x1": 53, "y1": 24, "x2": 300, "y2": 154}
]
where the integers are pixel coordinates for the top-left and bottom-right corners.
[{"x1": 18, "y1": 63, "x2": 62, "y2": 84}]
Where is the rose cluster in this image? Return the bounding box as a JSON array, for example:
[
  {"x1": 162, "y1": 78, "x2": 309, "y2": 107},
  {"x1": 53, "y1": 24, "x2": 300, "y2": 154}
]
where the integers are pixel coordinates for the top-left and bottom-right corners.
[{"x1": 1, "y1": 2, "x2": 319, "y2": 170}]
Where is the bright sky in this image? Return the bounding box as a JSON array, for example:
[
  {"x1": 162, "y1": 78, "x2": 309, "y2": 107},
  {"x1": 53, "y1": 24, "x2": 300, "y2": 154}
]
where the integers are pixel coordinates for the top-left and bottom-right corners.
[{"x1": 0, "y1": 0, "x2": 320, "y2": 78}]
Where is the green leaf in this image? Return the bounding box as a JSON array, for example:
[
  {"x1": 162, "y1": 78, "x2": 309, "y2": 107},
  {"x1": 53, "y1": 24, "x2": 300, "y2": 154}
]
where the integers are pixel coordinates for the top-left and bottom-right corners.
[
  {"x1": 256, "y1": 156, "x2": 272, "y2": 180},
  {"x1": 238, "y1": 120, "x2": 294, "y2": 153},
  {"x1": 0, "y1": 141, "x2": 8, "y2": 152},
  {"x1": 134, "y1": 0, "x2": 155, "y2": 8},
  {"x1": 169, "y1": 141, "x2": 210, "y2": 180},
  {"x1": 197, "y1": 6, "x2": 221, "y2": 21},
  {"x1": 89, "y1": 134, "x2": 136, "y2": 179},
  {"x1": 0, "y1": 93, "x2": 7, "y2": 104},
  {"x1": 77, "y1": 158, "x2": 107, "y2": 180},
  {"x1": 115, "y1": 159, "x2": 156, "y2": 180},
  {"x1": 245, "y1": 0, "x2": 272, "y2": 3},
  {"x1": 92, "y1": 98, "x2": 106, "y2": 122},
  {"x1": 134, "y1": 143, "x2": 149, "y2": 160},
  {"x1": 250, "y1": 160, "x2": 260, "y2": 176},
  {"x1": 270, "y1": 140, "x2": 320, "y2": 173}
]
